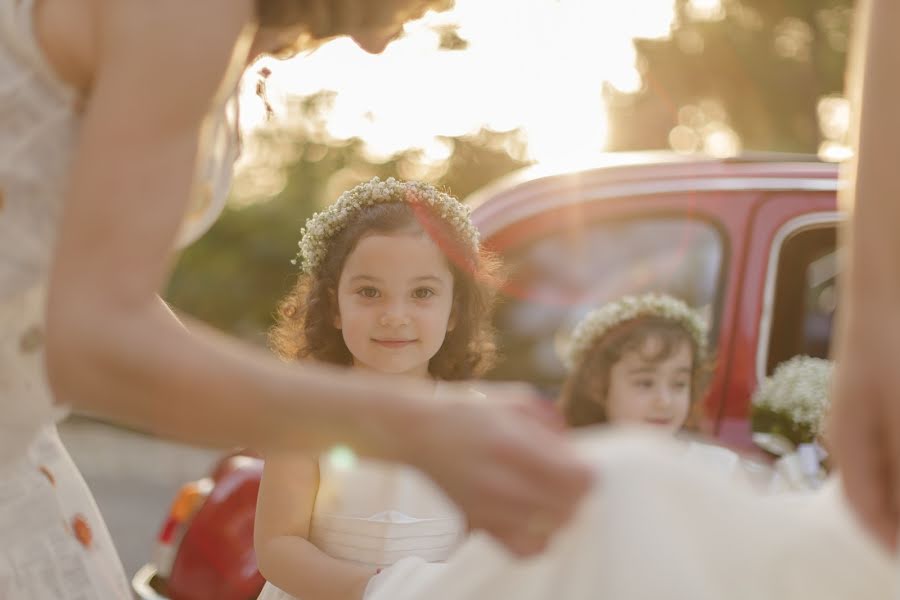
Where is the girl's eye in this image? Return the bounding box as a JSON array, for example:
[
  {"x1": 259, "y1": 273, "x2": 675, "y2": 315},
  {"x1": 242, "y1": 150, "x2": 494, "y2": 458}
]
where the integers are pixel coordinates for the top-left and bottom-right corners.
[
  {"x1": 634, "y1": 379, "x2": 654, "y2": 389},
  {"x1": 412, "y1": 287, "x2": 435, "y2": 299},
  {"x1": 358, "y1": 287, "x2": 380, "y2": 298},
  {"x1": 673, "y1": 381, "x2": 690, "y2": 391}
]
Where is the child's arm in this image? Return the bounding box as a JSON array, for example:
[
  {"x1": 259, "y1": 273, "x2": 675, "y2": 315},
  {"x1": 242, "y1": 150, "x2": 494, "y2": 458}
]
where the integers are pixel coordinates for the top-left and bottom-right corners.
[{"x1": 255, "y1": 454, "x2": 376, "y2": 600}]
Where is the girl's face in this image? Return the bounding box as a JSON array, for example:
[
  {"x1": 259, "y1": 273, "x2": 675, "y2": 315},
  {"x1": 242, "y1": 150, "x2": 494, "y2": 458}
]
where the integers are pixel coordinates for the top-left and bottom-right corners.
[
  {"x1": 335, "y1": 231, "x2": 455, "y2": 377},
  {"x1": 603, "y1": 336, "x2": 693, "y2": 433}
]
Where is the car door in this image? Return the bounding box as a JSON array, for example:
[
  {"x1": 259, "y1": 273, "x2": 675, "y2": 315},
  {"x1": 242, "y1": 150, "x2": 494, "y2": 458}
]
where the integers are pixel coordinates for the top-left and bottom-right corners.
[{"x1": 718, "y1": 188, "x2": 840, "y2": 449}]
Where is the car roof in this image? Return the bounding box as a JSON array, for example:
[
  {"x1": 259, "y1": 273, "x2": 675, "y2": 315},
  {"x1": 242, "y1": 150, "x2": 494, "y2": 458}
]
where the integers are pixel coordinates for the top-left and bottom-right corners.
[{"x1": 465, "y1": 151, "x2": 840, "y2": 210}]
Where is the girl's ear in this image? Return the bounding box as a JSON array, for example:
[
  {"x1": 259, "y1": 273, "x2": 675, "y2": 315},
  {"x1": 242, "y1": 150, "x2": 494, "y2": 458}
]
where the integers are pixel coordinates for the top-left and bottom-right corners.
[
  {"x1": 587, "y1": 368, "x2": 607, "y2": 407},
  {"x1": 446, "y1": 289, "x2": 460, "y2": 332},
  {"x1": 447, "y1": 305, "x2": 457, "y2": 332},
  {"x1": 330, "y1": 288, "x2": 342, "y2": 329}
]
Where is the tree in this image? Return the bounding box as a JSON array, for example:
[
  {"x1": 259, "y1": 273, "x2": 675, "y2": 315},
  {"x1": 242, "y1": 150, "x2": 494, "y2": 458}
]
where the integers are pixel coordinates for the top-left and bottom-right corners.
[{"x1": 605, "y1": 0, "x2": 854, "y2": 154}]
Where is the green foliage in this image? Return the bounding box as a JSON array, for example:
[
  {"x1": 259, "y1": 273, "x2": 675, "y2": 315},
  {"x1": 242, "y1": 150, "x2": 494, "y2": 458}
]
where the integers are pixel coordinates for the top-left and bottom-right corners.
[
  {"x1": 606, "y1": 0, "x2": 854, "y2": 152},
  {"x1": 751, "y1": 405, "x2": 818, "y2": 447}
]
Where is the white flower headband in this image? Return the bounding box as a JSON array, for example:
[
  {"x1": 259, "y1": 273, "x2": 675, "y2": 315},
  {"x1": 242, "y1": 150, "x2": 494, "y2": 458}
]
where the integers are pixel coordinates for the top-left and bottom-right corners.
[
  {"x1": 563, "y1": 293, "x2": 708, "y2": 370},
  {"x1": 293, "y1": 177, "x2": 480, "y2": 275},
  {"x1": 752, "y1": 355, "x2": 833, "y2": 438}
]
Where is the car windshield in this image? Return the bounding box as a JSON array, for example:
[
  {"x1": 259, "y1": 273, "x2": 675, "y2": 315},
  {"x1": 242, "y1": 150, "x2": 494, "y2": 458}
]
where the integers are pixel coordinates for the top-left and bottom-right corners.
[{"x1": 489, "y1": 217, "x2": 724, "y2": 396}]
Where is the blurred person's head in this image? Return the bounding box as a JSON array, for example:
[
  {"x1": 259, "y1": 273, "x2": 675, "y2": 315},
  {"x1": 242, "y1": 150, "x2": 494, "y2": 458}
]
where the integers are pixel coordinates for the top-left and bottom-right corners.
[{"x1": 252, "y1": 0, "x2": 454, "y2": 58}]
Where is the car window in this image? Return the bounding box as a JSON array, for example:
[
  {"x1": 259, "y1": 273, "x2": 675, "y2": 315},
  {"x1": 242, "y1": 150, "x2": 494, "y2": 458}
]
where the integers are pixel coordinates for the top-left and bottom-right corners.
[
  {"x1": 764, "y1": 224, "x2": 838, "y2": 375},
  {"x1": 489, "y1": 217, "x2": 723, "y2": 396}
]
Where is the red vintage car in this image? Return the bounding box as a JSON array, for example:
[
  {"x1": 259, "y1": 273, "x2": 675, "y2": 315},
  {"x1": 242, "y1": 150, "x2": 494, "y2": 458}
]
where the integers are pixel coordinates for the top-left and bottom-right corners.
[{"x1": 133, "y1": 152, "x2": 842, "y2": 599}]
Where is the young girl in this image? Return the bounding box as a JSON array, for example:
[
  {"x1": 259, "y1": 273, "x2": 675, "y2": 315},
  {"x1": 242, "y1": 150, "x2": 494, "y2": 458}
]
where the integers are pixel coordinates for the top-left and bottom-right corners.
[
  {"x1": 254, "y1": 177, "x2": 503, "y2": 600},
  {"x1": 1, "y1": 1, "x2": 589, "y2": 595},
  {"x1": 556, "y1": 294, "x2": 754, "y2": 477},
  {"x1": 559, "y1": 293, "x2": 710, "y2": 434}
]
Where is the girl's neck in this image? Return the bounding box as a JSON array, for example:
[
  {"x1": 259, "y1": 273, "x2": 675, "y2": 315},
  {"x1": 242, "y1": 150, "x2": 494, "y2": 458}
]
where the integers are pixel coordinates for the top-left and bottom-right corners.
[{"x1": 350, "y1": 359, "x2": 436, "y2": 385}]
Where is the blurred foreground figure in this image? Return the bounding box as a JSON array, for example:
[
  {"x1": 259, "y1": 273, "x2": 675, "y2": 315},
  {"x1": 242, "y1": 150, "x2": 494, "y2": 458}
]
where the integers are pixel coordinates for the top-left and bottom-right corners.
[{"x1": 829, "y1": 0, "x2": 900, "y2": 552}]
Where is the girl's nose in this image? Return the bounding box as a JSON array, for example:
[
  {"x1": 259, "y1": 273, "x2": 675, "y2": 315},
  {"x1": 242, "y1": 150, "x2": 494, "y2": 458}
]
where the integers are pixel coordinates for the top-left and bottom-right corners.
[
  {"x1": 655, "y1": 387, "x2": 673, "y2": 408},
  {"x1": 379, "y1": 309, "x2": 410, "y2": 328}
]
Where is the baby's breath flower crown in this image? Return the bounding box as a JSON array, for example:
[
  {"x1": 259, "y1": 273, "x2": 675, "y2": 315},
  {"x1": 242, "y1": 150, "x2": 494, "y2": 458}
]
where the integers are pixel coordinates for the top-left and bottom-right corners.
[
  {"x1": 293, "y1": 177, "x2": 480, "y2": 275},
  {"x1": 751, "y1": 356, "x2": 833, "y2": 446},
  {"x1": 563, "y1": 294, "x2": 708, "y2": 371}
]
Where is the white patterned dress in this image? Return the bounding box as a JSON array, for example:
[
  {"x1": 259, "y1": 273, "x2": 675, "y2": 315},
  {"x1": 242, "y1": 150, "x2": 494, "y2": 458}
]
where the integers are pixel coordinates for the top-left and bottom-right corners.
[{"x1": 0, "y1": 0, "x2": 237, "y2": 595}]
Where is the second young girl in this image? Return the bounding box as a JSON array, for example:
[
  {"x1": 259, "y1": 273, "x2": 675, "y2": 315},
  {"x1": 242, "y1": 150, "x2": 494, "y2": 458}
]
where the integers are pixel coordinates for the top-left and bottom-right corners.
[
  {"x1": 254, "y1": 177, "x2": 502, "y2": 600},
  {"x1": 559, "y1": 293, "x2": 710, "y2": 434}
]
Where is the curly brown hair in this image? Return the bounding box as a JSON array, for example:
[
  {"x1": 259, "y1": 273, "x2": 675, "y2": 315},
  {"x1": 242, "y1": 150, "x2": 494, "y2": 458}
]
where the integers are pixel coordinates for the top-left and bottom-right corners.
[
  {"x1": 270, "y1": 200, "x2": 503, "y2": 380},
  {"x1": 559, "y1": 317, "x2": 713, "y2": 428}
]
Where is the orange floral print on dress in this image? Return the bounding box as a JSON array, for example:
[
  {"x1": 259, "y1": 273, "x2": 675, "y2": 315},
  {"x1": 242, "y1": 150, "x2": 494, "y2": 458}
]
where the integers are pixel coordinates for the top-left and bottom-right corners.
[
  {"x1": 39, "y1": 465, "x2": 55, "y2": 486},
  {"x1": 72, "y1": 515, "x2": 93, "y2": 549}
]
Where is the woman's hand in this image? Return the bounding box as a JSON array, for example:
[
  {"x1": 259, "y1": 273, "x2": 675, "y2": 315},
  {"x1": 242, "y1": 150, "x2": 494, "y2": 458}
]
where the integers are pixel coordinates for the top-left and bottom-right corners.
[{"x1": 403, "y1": 382, "x2": 593, "y2": 557}]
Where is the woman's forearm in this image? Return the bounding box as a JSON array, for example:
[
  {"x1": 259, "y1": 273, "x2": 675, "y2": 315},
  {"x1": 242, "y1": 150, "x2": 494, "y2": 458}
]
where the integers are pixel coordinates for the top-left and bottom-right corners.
[
  {"x1": 45, "y1": 294, "x2": 428, "y2": 459},
  {"x1": 42, "y1": 0, "x2": 434, "y2": 462}
]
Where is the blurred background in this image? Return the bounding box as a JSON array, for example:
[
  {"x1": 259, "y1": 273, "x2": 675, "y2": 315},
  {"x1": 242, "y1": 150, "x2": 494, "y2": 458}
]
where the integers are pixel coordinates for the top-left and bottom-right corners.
[{"x1": 165, "y1": 0, "x2": 855, "y2": 343}]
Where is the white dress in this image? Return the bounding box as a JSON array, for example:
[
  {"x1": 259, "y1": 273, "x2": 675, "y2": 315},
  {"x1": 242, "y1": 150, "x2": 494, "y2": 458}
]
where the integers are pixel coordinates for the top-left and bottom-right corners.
[
  {"x1": 257, "y1": 384, "x2": 465, "y2": 600},
  {"x1": 364, "y1": 429, "x2": 896, "y2": 600},
  {"x1": 0, "y1": 0, "x2": 237, "y2": 595}
]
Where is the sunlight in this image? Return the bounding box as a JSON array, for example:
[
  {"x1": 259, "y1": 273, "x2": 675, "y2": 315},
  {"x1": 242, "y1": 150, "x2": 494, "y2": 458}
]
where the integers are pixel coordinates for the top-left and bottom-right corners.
[
  {"x1": 238, "y1": 0, "x2": 676, "y2": 176},
  {"x1": 686, "y1": 0, "x2": 725, "y2": 21}
]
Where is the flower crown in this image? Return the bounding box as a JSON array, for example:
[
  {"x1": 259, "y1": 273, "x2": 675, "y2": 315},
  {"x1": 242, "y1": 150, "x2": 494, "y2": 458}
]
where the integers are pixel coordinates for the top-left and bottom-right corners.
[
  {"x1": 751, "y1": 355, "x2": 833, "y2": 447},
  {"x1": 563, "y1": 293, "x2": 708, "y2": 370},
  {"x1": 293, "y1": 177, "x2": 480, "y2": 275}
]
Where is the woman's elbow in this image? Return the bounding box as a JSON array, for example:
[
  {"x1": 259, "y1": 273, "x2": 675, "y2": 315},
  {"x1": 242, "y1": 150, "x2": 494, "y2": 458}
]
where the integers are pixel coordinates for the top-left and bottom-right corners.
[
  {"x1": 44, "y1": 294, "x2": 120, "y2": 410},
  {"x1": 45, "y1": 304, "x2": 90, "y2": 408}
]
